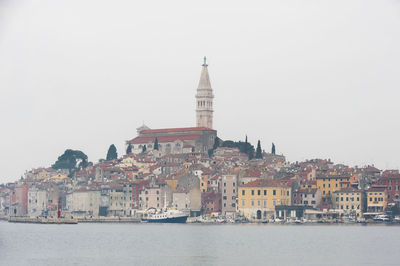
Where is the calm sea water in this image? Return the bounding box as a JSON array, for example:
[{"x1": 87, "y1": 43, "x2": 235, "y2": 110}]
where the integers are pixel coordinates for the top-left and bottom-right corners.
[{"x1": 0, "y1": 221, "x2": 399, "y2": 266}]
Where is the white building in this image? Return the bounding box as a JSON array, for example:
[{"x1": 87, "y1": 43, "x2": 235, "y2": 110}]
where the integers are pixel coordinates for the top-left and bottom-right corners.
[
  {"x1": 27, "y1": 187, "x2": 48, "y2": 217},
  {"x1": 66, "y1": 189, "x2": 101, "y2": 217}
]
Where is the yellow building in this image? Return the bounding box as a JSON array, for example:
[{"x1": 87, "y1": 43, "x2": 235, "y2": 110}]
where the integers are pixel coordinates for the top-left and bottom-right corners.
[
  {"x1": 165, "y1": 178, "x2": 179, "y2": 193},
  {"x1": 300, "y1": 180, "x2": 317, "y2": 190},
  {"x1": 200, "y1": 174, "x2": 212, "y2": 193},
  {"x1": 332, "y1": 188, "x2": 364, "y2": 217},
  {"x1": 50, "y1": 173, "x2": 68, "y2": 180},
  {"x1": 316, "y1": 175, "x2": 350, "y2": 201},
  {"x1": 367, "y1": 187, "x2": 387, "y2": 212},
  {"x1": 238, "y1": 179, "x2": 292, "y2": 220}
]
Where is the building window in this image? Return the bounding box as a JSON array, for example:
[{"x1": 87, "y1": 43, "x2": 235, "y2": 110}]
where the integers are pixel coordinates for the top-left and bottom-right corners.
[
  {"x1": 251, "y1": 200, "x2": 254, "y2": 206},
  {"x1": 242, "y1": 200, "x2": 245, "y2": 206},
  {"x1": 257, "y1": 190, "x2": 261, "y2": 196},
  {"x1": 273, "y1": 190, "x2": 276, "y2": 196},
  {"x1": 264, "y1": 190, "x2": 267, "y2": 196},
  {"x1": 242, "y1": 190, "x2": 245, "y2": 196},
  {"x1": 251, "y1": 190, "x2": 254, "y2": 196}
]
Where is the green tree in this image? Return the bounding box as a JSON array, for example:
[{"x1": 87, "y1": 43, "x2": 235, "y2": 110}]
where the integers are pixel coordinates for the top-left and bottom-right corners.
[
  {"x1": 272, "y1": 143, "x2": 276, "y2": 155},
  {"x1": 126, "y1": 144, "x2": 132, "y2": 154},
  {"x1": 51, "y1": 149, "x2": 88, "y2": 177},
  {"x1": 154, "y1": 138, "x2": 159, "y2": 150},
  {"x1": 208, "y1": 137, "x2": 221, "y2": 158},
  {"x1": 222, "y1": 139, "x2": 255, "y2": 159},
  {"x1": 106, "y1": 144, "x2": 118, "y2": 161},
  {"x1": 255, "y1": 140, "x2": 263, "y2": 159},
  {"x1": 248, "y1": 147, "x2": 254, "y2": 160},
  {"x1": 244, "y1": 135, "x2": 248, "y2": 154},
  {"x1": 142, "y1": 145, "x2": 147, "y2": 153}
]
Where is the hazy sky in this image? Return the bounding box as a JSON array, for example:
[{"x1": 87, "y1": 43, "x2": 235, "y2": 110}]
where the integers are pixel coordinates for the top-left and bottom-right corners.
[{"x1": 1, "y1": 0, "x2": 400, "y2": 183}]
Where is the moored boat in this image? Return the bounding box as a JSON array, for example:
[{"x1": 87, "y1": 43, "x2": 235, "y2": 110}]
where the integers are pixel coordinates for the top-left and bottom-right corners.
[
  {"x1": 142, "y1": 209, "x2": 188, "y2": 223},
  {"x1": 373, "y1": 214, "x2": 390, "y2": 223}
]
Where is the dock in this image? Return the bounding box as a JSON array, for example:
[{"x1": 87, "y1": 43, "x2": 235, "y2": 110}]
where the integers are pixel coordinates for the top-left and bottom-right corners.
[{"x1": 8, "y1": 217, "x2": 78, "y2": 224}]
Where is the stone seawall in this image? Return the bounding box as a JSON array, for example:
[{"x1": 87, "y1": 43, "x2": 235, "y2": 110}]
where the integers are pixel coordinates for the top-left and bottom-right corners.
[{"x1": 8, "y1": 217, "x2": 78, "y2": 224}]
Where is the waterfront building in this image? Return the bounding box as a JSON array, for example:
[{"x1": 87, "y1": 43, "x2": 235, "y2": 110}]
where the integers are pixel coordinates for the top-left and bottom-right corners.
[
  {"x1": 332, "y1": 188, "x2": 364, "y2": 217},
  {"x1": 376, "y1": 170, "x2": 400, "y2": 205},
  {"x1": 238, "y1": 179, "x2": 292, "y2": 221},
  {"x1": 366, "y1": 187, "x2": 387, "y2": 213},
  {"x1": 66, "y1": 189, "x2": 101, "y2": 217},
  {"x1": 0, "y1": 190, "x2": 10, "y2": 217},
  {"x1": 221, "y1": 175, "x2": 238, "y2": 218},
  {"x1": 10, "y1": 184, "x2": 29, "y2": 216},
  {"x1": 27, "y1": 186, "x2": 48, "y2": 217},
  {"x1": 202, "y1": 191, "x2": 221, "y2": 215},
  {"x1": 292, "y1": 188, "x2": 321, "y2": 209},
  {"x1": 172, "y1": 187, "x2": 201, "y2": 216},
  {"x1": 172, "y1": 189, "x2": 190, "y2": 210},
  {"x1": 108, "y1": 184, "x2": 134, "y2": 216},
  {"x1": 316, "y1": 175, "x2": 350, "y2": 202},
  {"x1": 139, "y1": 184, "x2": 172, "y2": 211}
]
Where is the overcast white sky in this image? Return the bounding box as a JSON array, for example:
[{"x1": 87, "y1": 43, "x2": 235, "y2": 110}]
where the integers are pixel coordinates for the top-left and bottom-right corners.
[{"x1": 1, "y1": 0, "x2": 400, "y2": 183}]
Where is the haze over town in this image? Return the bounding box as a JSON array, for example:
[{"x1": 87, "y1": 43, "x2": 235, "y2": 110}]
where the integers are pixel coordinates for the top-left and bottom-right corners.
[{"x1": 1, "y1": 0, "x2": 400, "y2": 183}]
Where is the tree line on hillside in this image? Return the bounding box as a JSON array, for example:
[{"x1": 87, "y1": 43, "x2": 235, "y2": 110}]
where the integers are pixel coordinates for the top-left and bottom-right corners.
[
  {"x1": 51, "y1": 137, "x2": 276, "y2": 177},
  {"x1": 209, "y1": 135, "x2": 276, "y2": 160}
]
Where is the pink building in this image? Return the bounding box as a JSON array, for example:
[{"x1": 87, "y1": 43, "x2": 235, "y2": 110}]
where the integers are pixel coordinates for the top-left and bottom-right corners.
[{"x1": 10, "y1": 184, "x2": 29, "y2": 216}]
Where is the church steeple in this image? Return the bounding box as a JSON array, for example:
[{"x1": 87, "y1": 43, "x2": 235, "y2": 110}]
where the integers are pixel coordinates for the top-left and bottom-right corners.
[{"x1": 196, "y1": 57, "x2": 214, "y2": 129}]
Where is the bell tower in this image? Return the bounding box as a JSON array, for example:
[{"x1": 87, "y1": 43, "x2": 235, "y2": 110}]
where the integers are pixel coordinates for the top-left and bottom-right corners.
[{"x1": 196, "y1": 57, "x2": 214, "y2": 129}]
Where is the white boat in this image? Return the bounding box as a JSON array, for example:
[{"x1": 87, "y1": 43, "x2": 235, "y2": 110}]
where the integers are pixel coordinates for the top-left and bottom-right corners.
[
  {"x1": 142, "y1": 209, "x2": 189, "y2": 223},
  {"x1": 373, "y1": 214, "x2": 390, "y2": 222}
]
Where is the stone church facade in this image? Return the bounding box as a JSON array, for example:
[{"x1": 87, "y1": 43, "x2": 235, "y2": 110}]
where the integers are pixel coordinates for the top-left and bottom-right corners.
[{"x1": 127, "y1": 58, "x2": 217, "y2": 156}]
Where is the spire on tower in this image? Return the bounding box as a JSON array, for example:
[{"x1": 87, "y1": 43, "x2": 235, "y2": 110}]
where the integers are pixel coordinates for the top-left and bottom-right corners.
[
  {"x1": 196, "y1": 57, "x2": 214, "y2": 129},
  {"x1": 198, "y1": 57, "x2": 211, "y2": 89}
]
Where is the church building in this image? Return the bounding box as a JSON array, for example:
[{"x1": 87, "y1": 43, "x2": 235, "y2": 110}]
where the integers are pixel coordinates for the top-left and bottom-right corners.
[{"x1": 127, "y1": 58, "x2": 217, "y2": 155}]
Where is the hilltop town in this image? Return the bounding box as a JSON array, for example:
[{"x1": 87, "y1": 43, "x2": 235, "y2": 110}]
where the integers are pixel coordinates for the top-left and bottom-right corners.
[{"x1": 1, "y1": 59, "x2": 399, "y2": 223}]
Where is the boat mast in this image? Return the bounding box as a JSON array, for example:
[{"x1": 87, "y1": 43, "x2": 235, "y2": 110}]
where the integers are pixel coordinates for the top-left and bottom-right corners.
[{"x1": 163, "y1": 190, "x2": 167, "y2": 211}]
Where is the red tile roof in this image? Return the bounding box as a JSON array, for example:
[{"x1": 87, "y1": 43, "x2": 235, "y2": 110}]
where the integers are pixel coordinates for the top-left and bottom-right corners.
[
  {"x1": 128, "y1": 134, "x2": 201, "y2": 144},
  {"x1": 140, "y1": 127, "x2": 213, "y2": 134},
  {"x1": 240, "y1": 179, "x2": 292, "y2": 188}
]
